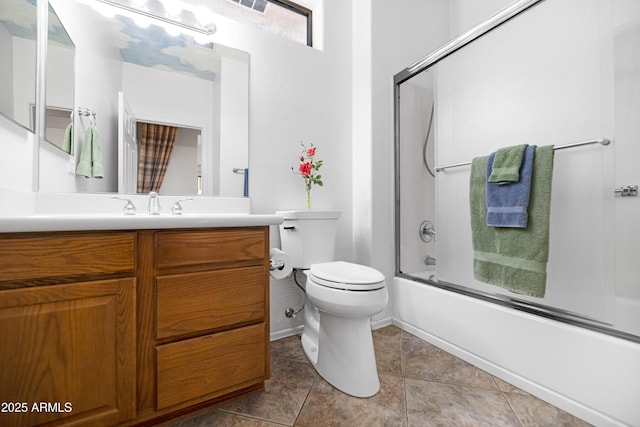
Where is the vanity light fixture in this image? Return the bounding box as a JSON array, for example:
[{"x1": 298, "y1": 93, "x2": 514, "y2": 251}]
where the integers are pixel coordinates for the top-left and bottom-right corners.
[{"x1": 90, "y1": 0, "x2": 217, "y2": 39}]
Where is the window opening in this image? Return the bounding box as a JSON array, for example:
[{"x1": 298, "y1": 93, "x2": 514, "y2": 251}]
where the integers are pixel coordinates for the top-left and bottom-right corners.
[{"x1": 222, "y1": 0, "x2": 313, "y2": 46}]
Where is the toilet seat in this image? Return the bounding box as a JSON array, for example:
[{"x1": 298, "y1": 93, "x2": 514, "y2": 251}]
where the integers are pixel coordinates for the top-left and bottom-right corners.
[{"x1": 309, "y1": 261, "x2": 385, "y2": 291}]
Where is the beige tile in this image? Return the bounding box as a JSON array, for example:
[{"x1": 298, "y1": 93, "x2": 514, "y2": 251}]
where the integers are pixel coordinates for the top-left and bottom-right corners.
[
  {"x1": 405, "y1": 378, "x2": 521, "y2": 427},
  {"x1": 218, "y1": 356, "x2": 317, "y2": 425},
  {"x1": 167, "y1": 410, "x2": 286, "y2": 427},
  {"x1": 295, "y1": 374, "x2": 406, "y2": 427},
  {"x1": 504, "y1": 392, "x2": 593, "y2": 427},
  {"x1": 373, "y1": 326, "x2": 403, "y2": 376},
  {"x1": 402, "y1": 333, "x2": 496, "y2": 390},
  {"x1": 162, "y1": 327, "x2": 591, "y2": 427},
  {"x1": 271, "y1": 334, "x2": 308, "y2": 363}
]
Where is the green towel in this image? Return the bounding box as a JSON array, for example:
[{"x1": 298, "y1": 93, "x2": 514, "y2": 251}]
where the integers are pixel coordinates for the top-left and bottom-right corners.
[
  {"x1": 470, "y1": 145, "x2": 554, "y2": 298},
  {"x1": 63, "y1": 122, "x2": 73, "y2": 155},
  {"x1": 488, "y1": 144, "x2": 527, "y2": 184},
  {"x1": 91, "y1": 128, "x2": 104, "y2": 179},
  {"x1": 75, "y1": 127, "x2": 104, "y2": 179}
]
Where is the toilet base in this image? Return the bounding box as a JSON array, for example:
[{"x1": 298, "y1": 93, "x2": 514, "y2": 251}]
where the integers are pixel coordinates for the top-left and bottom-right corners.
[{"x1": 302, "y1": 306, "x2": 380, "y2": 398}]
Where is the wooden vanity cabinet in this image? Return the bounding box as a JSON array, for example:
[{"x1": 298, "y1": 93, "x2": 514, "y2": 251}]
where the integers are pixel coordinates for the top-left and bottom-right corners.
[
  {"x1": 135, "y1": 227, "x2": 271, "y2": 423},
  {"x1": 0, "y1": 226, "x2": 270, "y2": 426},
  {"x1": 0, "y1": 232, "x2": 137, "y2": 427}
]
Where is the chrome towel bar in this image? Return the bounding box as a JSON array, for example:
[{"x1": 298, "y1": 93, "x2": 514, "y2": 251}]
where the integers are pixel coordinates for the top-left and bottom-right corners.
[{"x1": 435, "y1": 138, "x2": 611, "y2": 172}]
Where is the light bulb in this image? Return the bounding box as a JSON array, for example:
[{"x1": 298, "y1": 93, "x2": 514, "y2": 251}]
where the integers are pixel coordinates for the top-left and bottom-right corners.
[
  {"x1": 161, "y1": 0, "x2": 182, "y2": 18},
  {"x1": 133, "y1": 15, "x2": 151, "y2": 28},
  {"x1": 195, "y1": 5, "x2": 215, "y2": 28},
  {"x1": 163, "y1": 23, "x2": 181, "y2": 37}
]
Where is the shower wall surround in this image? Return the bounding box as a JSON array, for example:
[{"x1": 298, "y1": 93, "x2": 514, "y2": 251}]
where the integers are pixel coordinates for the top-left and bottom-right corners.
[{"x1": 396, "y1": 0, "x2": 640, "y2": 341}]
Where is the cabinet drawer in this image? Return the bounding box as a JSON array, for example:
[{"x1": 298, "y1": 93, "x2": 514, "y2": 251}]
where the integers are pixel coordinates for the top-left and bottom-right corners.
[
  {"x1": 156, "y1": 229, "x2": 266, "y2": 269},
  {"x1": 0, "y1": 233, "x2": 135, "y2": 282},
  {"x1": 156, "y1": 266, "x2": 265, "y2": 339},
  {"x1": 156, "y1": 323, "x2": 266, "y2": 409}
]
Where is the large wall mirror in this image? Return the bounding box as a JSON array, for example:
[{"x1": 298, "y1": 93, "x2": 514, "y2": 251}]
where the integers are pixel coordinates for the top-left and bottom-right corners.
[
  {"x1": 0, "y1": 0, "x2": 38, "y2": 133},
  {"x1": 40, "y1": 0, "x2": 249, "y2": 197}
]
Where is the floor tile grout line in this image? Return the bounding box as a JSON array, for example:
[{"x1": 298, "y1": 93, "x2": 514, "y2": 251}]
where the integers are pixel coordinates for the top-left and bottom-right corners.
[
  {"x1": 216, "y1": 408, "x2": 293, "y2": 426},
  {"x1": 291, "y1": 371, "x2": 320, "y2": 426},
  {"x1": 400, "y1": 331, "x2": 409, "y2": 426},
  {"x1": 499, "y1": 389, "x2": 526, "y2": 427}
]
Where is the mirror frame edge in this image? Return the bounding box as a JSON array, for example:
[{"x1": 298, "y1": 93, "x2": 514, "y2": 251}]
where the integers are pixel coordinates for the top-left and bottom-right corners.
[{"x1": 32, "y1": 0, "x2": 48, "y2": 193}]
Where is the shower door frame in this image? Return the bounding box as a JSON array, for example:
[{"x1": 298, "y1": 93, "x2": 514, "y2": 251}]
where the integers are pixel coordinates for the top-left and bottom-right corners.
[{"x1": 392, "y1": 0, "x2": 640, "y2": 344}]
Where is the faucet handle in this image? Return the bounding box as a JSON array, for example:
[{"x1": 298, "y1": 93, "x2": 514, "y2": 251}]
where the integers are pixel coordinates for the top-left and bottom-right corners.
[
  {"x1": 111, "y1": 196, "x2": 137, "y2": 215},
  {"x1": 148, "y1": 191, "x2": 161, "y2": 215},
  {"x1": 171, "y1": 198, "x2": 193, "y2": 215}
]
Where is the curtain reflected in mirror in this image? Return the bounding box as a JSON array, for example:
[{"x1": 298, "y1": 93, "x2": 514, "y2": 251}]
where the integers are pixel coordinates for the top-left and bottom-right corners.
[
  {"x1": 134, "y1": 121, "x2": 202, "y2": 195},
  {"x1": 137, "y1": 123, "x2": 177, "y2": 193}
]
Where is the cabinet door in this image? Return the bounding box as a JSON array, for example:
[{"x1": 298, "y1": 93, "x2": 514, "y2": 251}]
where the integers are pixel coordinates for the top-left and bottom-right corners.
[
  {"x1": 156, "y1": 323, "x2": 266, "y2": 410},
  {"x1": 0, "y1": 279, "x2": 136, "y2": 427}
]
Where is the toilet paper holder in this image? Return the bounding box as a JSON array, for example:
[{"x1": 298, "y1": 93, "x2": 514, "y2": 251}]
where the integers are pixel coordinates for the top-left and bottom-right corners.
[{"x1": 270, "y1": 259, "x2": 286, "y2": 271}]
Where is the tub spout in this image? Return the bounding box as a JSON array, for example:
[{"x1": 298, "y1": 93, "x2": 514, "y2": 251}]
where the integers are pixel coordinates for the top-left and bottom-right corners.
[{"x1": 424, "y1": 255, "x2": 436, "y2": 266}]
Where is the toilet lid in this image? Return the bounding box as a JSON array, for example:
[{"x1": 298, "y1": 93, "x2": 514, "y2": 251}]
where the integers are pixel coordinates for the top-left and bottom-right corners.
[{"x1": 309, "y1": 261, "x2": 385, "y2": 291}]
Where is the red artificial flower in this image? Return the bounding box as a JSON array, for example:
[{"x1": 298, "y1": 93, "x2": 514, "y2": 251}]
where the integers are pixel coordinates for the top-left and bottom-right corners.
[{"x1": 299, "y1": 161, "x2": 312, "y2": 176}]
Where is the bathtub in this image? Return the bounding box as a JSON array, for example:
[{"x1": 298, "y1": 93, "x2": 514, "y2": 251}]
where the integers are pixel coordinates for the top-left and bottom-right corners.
[
  {"x1": 615, "y1": 297, "x2": 640, "y2": 338},
  {"x1": 391, "y1": 276, "x2": 640, "y2": 427}
]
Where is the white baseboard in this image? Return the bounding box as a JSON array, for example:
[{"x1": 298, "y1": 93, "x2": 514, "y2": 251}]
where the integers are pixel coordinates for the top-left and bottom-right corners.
[
  {"x1": 270, "y1": 325, "x2": 303, "y2": 341},
  {"x1": 270, "y1": 315, "x2": 392, "y2": 342}
]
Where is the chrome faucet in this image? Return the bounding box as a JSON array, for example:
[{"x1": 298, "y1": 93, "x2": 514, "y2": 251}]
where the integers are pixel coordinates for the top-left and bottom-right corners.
[
  {"x1": 171, "y1": 198, "x2": 193, "y2": 215},
  {"x1": 111, "y1": 196, "x2": 137, "y2": 215},
  {"x1": 148, "y1": 191, "x2": 161, "y2": 215}
]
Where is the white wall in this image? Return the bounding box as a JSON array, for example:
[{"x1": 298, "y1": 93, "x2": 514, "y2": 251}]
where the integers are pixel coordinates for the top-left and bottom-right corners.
[
  {"x1": 0, "y1": 118, "x2": 36, "y2": 192},
  {"x1": 219, "y1": 56, "x2": 249, "y2": 198},
  {"x1": 205, "y1": 3, "x2": 355, "y2": 336}
]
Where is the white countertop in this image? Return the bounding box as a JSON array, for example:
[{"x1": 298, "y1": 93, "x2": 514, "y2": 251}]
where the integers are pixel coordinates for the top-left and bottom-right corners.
[{"x1": 0, "y1": 213, "x2": 283, "y2": 233}]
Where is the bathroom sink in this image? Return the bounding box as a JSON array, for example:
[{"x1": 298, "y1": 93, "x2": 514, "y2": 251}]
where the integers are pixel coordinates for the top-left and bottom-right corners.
[{"x1": 0, "y1": 213, "x2": 283, "y2": 233}]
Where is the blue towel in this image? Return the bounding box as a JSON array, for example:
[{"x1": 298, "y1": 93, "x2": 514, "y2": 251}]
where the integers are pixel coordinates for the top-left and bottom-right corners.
[{"x1": 486, "y1": 144, "x2": 535, "y2": 228}]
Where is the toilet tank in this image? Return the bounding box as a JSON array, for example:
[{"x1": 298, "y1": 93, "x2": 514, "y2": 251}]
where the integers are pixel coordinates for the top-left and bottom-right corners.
[{"x1": 276, "y1": 210, "x2": 341, "y2": 269}]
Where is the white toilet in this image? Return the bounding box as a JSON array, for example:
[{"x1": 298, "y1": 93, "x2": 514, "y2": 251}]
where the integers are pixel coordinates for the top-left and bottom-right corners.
[{"x1": 276, "y1": 210, "x2": 388, "y2": 398}]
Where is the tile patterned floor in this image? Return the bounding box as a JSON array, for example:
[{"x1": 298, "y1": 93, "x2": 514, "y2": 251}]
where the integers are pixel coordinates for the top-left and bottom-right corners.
[{"x1": 163, "y1": 326, "x2": 592, "y2": 427}]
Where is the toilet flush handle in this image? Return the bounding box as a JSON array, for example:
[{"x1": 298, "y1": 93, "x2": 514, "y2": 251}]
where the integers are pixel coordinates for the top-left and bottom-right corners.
[{"x1": 283, "y1": 226, "x2": 296, "y2": 230}]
